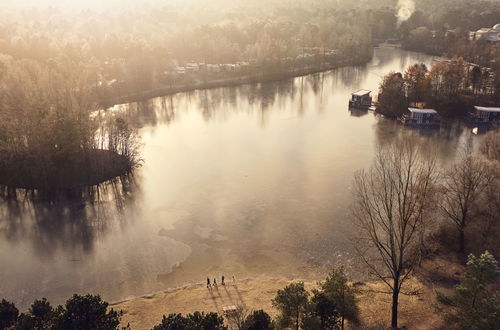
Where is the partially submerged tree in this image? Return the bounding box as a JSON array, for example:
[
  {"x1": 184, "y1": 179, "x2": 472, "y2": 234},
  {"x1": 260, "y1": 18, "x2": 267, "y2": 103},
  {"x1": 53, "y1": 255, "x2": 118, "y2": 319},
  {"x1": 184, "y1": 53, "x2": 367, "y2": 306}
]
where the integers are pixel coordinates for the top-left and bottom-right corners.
[
  {"x1": 437, "y1": 251, "x2": 500, "y2": 329},
  {"x1": 352, "y1": 136, "x2": 438, "y2": 329},
  {"x1": 272, "y1": 282, "x2": 309, "y2": 330}
]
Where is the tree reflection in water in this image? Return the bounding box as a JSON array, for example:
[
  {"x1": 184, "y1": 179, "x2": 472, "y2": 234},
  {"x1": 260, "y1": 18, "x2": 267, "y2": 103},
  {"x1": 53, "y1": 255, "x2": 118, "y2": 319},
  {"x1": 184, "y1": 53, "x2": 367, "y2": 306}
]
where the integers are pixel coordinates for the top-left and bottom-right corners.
[{"x1": 0, "y1": 174, "x2": 139, "y2": 259}]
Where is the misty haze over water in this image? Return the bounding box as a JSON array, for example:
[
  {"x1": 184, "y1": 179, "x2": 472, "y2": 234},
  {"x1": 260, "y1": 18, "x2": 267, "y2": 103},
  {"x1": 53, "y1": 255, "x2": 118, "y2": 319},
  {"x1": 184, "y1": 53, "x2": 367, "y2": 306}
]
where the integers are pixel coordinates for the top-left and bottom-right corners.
[{"x1": 0, "y1": 47, "x2": 474, "y2": 309}]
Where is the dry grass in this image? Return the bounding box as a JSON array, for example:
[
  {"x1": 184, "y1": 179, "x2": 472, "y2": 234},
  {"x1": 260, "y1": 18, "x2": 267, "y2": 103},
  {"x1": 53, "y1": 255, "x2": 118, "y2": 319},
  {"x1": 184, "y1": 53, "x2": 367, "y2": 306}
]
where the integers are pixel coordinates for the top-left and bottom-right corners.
[
  {"x1": 356, "y1": 278, "x2": 443, "y2": 329},
  {"x1": 113, "y1": 276, "x2": 445, "y2": 329}
]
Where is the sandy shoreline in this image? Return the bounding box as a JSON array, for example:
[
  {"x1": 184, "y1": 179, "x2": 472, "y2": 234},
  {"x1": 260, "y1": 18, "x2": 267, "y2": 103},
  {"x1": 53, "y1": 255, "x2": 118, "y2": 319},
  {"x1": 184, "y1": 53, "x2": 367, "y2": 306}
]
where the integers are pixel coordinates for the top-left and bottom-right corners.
[{"x1": 112, "y1": 275, "x2": 443, "y2": 329}]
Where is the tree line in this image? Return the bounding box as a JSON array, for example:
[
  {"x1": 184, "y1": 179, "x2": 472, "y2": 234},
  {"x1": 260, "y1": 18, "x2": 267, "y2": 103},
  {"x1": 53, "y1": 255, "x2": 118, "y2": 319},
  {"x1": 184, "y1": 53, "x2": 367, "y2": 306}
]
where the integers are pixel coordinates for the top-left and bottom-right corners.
[
  {"x1": 398, "y1": 0, "x2": 500, "y2": 106},
  {"x1": 0, "y1": 1, "x2": 398, "y2": 104},
  {"x1": 377, "y1": 59, "x2": 499, "y2": 118},
  {"x1": 1, "y1": 253, "x2": 498, "y2": 329},
  {"x1": 351, "y1": 130, "x2": 499, "y2": 329},
  {"x1": 0, "y1": 57, "x2": 140, "y2": 190}
]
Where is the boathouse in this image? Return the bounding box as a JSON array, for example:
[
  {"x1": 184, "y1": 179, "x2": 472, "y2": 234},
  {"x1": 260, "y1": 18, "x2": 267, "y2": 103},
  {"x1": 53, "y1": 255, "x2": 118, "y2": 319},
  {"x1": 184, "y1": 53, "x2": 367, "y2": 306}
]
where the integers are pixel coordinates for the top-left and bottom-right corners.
[
  {"x1": 468, "y1": 106, "x2": 500, "y2": 124},
  {"x1": 349, "y1": 90, "x2": 372, "y2": 109},
  {"x1": 400, "y1": 108, "x2": 440, "y2": 126}
]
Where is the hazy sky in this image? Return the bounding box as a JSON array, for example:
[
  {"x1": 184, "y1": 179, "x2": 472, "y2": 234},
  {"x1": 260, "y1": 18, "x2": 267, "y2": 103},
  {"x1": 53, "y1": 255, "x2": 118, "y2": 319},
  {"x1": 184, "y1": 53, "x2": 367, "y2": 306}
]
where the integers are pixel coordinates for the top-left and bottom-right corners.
[
  {"x1": 3, "y1": 0, "x2": 179, "y2": 10},
  {"x1": 3, "y1": 0, "x2": 404, "y2": 10}
]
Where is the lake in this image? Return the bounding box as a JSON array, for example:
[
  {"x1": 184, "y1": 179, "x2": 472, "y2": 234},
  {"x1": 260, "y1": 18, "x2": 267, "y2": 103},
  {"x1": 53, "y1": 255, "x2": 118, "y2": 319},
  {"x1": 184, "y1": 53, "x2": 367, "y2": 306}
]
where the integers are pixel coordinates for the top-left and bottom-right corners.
[{"x1": 0, "y1": 46, "x2": 472, "y2": 309}]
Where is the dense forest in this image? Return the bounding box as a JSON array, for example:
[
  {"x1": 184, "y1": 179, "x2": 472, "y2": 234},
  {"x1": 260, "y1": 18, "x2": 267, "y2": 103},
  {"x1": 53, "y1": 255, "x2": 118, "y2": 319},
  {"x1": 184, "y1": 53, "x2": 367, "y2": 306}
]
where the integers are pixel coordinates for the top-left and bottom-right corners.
[
  {"x1": 398, "y1": 0, "x2": 500, "y2": 108},
  {"x1": 377, "y1": 59, "x2": 499, "y2": 118},
  {"x1": 0, "y1": 0, "x2": 402, "y2": 190},
  {"x1": 0, "y1": 57, "x2": 140, "y2": 190},
  {"x1": 0, "y1": 1, "x2": 398, "y2": 104}
]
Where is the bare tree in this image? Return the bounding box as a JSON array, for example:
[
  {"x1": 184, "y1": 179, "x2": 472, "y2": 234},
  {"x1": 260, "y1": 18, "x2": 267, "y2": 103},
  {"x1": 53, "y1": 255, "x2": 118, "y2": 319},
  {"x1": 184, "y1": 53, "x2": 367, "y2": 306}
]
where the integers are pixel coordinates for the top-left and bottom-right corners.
[
  {"x1": 479, "y1": 163, "x2": 500, "y2": 248},
  {"x1": 440, "y1": 142, "x2": 492, "y2": 253},
  {"x1": 225, "y1": 306, "x2": 248, "y2": 330},
  {"x1": 479, "y1": 128, "x2": 500, "y2": 162},
  {"x1": 352, "y1": 137, "x2": 438, "y2": 329}
]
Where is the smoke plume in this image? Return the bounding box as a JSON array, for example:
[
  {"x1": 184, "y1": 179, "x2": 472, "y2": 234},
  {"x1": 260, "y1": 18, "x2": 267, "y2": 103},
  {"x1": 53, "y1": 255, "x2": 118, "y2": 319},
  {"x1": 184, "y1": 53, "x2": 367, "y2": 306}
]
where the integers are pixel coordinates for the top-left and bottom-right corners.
[{"x1": 397, "y1": 0, "x2": 415, "y2": 23}]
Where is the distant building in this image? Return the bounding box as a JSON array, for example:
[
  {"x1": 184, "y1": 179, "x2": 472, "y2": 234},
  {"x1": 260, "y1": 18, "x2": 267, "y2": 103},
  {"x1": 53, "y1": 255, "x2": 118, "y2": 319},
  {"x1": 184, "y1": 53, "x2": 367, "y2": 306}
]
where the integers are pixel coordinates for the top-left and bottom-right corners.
[
  {"x1": 175, "y1": 66, "x2": 186, "y2": 75},
  {"x1": 472, "y1": 23, "x2": 500, "y2": 42},
  {"x1": 206, "y1": 64, "x2": 221, "y2": 73},
  {"x1": 468, "y1": 106, "x2": 500, "y2": 124},
  {"x1": 349, "y1": 90, "x2": 372, "y2": 109},
  {"x1": 400, "y1": 108, "x2": 440, "y2": 127},
  {"x1": 185, "y1": 63, "x2": 200, "y2": 72}
]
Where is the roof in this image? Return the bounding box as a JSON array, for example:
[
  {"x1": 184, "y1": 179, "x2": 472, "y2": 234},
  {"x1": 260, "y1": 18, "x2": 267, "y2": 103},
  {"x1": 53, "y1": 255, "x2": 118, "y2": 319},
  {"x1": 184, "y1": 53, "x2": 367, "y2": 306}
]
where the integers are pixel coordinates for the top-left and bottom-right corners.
[
  {"x1": 408, "y1": 108, "x2": 438, "y2": 114},
  {"x1": 474, "y1": 106, "x2": 500, "y2": 112},
  {"x1": 477, "y1": 28, "x2": 492, "y2": 33},
  {"x1": 352, "y1": 89, "x2": 371, "y2": 96}
]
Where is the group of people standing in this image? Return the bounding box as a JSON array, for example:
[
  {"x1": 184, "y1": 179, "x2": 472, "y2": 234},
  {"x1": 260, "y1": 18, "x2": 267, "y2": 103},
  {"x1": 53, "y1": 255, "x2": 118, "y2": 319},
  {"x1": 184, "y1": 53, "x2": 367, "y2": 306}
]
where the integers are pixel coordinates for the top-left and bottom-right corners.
[{"x1": 207, "y1": 275, "x2": 233, "y2": 288}]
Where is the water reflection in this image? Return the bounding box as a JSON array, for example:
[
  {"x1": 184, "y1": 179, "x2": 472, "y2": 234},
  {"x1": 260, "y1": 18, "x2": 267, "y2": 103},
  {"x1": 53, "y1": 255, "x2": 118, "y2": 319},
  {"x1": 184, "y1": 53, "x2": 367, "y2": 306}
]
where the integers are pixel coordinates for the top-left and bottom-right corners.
[
  {"x1": 0, "y1": 175, "x2": 137, "y2": 259},
  {"x1": 2, "y1": 46, "x2": 477, "y2": 310},
  {"x1": 113, "y1": 48, "x2": 439, "y2": 131}
]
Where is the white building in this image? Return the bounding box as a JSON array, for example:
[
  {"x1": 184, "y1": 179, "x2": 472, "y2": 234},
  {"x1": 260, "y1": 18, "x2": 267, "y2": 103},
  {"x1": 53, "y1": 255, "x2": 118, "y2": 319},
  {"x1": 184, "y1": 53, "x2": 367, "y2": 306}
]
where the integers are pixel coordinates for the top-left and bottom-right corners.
[
  {"x1": 400, "y1": 108, "x2": 440, "y2": 126},
  {"x1": 473, "y1": 23, "x2": 500, "y2": 42},
  {"x1": 469, "y1": 106, "x2": 500, "y2": 124}
]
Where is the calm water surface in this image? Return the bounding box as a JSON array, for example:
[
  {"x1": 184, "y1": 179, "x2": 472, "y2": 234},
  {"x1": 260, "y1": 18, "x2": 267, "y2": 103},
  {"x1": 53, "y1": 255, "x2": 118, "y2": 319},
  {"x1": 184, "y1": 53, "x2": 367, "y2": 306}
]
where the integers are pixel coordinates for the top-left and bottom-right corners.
[{"x1": 0, "y1": 47, "x2": 472, "y2": 309}]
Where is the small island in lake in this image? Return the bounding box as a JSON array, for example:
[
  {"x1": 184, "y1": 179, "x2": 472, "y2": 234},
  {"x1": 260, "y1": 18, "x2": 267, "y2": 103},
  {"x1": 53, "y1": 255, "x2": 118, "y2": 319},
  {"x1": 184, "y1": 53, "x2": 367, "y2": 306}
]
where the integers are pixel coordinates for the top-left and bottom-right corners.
[{"x1": 0, "y1": 59, "x2": 139, "y2": 191}]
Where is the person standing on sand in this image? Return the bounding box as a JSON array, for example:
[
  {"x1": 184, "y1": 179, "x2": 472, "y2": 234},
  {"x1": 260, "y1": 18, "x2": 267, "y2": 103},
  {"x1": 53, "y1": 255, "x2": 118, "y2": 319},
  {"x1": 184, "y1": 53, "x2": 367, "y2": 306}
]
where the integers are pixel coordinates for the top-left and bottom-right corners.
[
  {"x1": 232, "y1": 276, "x2": 235, "y2": 285},
  {"x1": 213, "y1": 278, "x2": 217, "y2": 288},
  {"x1": 207, "y1": 277, "x2": 211, "y2": 288},
  {"x1": 221, "y1": 275, "x2": 225, "y2": 286}
]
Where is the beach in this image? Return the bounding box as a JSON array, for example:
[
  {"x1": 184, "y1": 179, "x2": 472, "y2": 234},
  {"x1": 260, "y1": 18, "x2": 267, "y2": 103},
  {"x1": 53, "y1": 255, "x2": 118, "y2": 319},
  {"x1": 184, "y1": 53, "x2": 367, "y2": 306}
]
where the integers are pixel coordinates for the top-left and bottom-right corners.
[{"x1": 113, "y1": 276, "x2": 443, "y2": 329}]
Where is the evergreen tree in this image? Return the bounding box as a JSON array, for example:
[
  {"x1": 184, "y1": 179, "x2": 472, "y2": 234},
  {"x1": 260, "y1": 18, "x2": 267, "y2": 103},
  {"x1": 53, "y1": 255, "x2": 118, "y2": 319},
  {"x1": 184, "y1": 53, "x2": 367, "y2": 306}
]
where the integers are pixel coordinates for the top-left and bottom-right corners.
[
  {"x1": 0, "y1": 299, "x2": 19, "y2": 329},
  {"x1": 241, "y1": 310, "x2": 272, "y2": 330},
  {"x1": 153, "y1": 312, "x2": 226, "y2": 330},
  {"x1": 319, "y1": 268, "x2": 360, "y2": 329},
  {"x1": 376, "y1": 72, "x2": 408, "y2": 117},
  {"x1": 272, "y1": 282, "x2": 309, "y2": 330},
  {"x1": 438, "y1": 251, "x2": 500, "y2": 329},
  {"x1": 55, "y1": 294, "x2": 122, "y2": 330}
]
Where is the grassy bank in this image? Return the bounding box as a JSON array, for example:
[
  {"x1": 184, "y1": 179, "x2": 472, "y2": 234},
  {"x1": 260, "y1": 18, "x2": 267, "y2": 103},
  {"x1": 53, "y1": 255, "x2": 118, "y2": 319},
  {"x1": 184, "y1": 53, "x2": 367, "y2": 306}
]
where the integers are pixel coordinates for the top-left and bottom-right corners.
[{"x1": 113, "y1": 275, "x2": 446, "y2": 329}]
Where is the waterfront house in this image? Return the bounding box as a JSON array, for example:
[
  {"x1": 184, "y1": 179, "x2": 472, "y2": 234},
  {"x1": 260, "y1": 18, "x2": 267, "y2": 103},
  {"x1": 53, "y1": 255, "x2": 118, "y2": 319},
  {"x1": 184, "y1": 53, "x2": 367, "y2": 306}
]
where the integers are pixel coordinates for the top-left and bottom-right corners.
[
  {"x1": 175, "y1": 66, "x2": 186, "y2": 75},
  {"x1": 349, "y1": 90, "x2": 372, "y2": 109},
  {"x1": 400, "y1": 108, "x2": 440, "y2": 127},
  {"x1": 207, "y1": 64, "x2": 221, "y2": 73},
  {"x1": 468, "y1": 106, "x2": 500, "y2": 124},
  {"x1": 472, "y1": 23, "x2": 500, "y2": 42}
]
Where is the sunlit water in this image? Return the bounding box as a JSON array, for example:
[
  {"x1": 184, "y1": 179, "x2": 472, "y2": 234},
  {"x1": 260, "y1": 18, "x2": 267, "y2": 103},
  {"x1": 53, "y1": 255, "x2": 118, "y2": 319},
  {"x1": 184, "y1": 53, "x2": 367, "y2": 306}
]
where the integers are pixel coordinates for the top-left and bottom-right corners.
[{"x1": 0, "y1": 46, "x2": 472, "y2": 309}]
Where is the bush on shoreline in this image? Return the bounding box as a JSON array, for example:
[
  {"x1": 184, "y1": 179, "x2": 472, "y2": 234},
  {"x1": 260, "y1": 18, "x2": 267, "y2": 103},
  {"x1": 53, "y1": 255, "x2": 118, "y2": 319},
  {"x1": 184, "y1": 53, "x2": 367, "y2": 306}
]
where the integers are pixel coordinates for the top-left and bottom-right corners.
[{"x1": 0, "y1": 294, "x2": 124, "y2": 330}]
